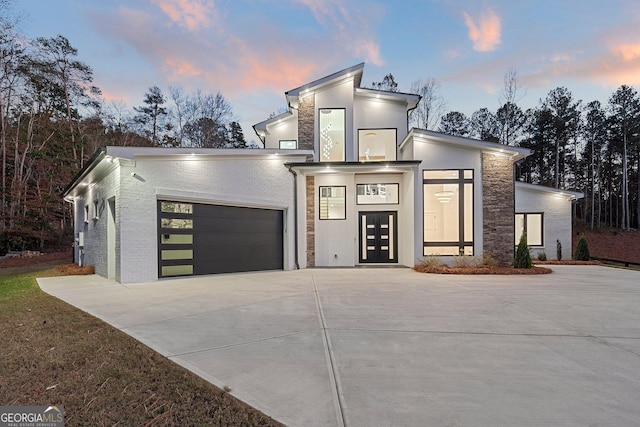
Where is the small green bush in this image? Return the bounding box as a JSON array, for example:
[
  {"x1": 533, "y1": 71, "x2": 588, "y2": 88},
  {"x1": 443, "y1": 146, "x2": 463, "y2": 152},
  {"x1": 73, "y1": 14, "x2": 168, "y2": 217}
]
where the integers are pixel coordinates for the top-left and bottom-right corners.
[
  {"x1": 556, "y1": 239, "x2": 562, "y2": 261},
  {"x1": 420, "y1": 255, "x2": 445, "y2": 267},
  {"x1": 514, "y1": 233, "x2": 532, "y2": 268},
  {"x1": 574, "y1": 235, "x2": 590, "y2": 261},
  {"x1": 537, "y1": 252, "x2": 547, "y2": 261}
]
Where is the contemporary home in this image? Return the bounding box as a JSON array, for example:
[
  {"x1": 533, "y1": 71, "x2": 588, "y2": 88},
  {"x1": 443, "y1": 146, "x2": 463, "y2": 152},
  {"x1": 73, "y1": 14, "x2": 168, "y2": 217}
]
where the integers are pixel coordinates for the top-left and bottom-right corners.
[{"x1": 64, "y1": 63, "x2": 582, "y2": 283}]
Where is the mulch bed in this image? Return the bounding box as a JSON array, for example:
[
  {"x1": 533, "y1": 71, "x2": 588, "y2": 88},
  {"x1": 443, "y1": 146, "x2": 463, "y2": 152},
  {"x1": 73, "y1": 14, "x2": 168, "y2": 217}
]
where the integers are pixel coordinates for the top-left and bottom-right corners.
[
  {"x1": 55, "y1": 264, "x2": 95, "y2": 275},
  {"x1": 414, "y1": 265, "x2": 553, "y2": 275}
]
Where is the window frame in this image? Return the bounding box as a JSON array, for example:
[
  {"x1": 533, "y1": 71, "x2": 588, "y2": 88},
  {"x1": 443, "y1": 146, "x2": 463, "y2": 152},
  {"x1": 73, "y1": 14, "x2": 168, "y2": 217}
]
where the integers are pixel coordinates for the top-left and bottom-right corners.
[
  {"x1": 515, "y1": 212, "x2": 544, "y2": 247},
  {"x1": 356, "y1": 183, "x2": 400, "y2": 205},
  {"x1": 279, "y1": 140, "x2": 297, "y2": 149},
  {"x1": 319, "y1": 185, "x2": 347, "y2": 220},
  {"x1": 422, "y1": 169, "x2": 474, "y2": 256},
  {"x1": 357, "y1": 128, "x2": 397, "y2": 162},
  {"x1": 318, "y1": 108, "x2": 346, "y2": 162}
]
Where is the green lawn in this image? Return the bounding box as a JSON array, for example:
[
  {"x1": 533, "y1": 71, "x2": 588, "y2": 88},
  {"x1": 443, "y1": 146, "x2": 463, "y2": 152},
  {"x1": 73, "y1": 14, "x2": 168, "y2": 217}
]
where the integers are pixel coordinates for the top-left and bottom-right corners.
[{"x1": 0, "y1": 269, "x2": 282, "y2": 426}]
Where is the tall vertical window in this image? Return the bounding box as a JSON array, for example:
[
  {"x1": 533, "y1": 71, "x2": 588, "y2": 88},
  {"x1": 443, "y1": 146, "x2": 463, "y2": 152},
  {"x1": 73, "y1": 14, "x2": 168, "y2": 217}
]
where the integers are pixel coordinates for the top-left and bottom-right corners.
[
  {"x1": 423, "y1": 170, "x2": 474, "y2": 255},
  {"x1": 319, "y1": 109, "x2": 345, "y2": 162},
  {"x1": 515, "y1": 213, "x2": 543, "y2": 246},
  {"x1": 358, "y1": 129, "x2": 397, "y2": 161}
]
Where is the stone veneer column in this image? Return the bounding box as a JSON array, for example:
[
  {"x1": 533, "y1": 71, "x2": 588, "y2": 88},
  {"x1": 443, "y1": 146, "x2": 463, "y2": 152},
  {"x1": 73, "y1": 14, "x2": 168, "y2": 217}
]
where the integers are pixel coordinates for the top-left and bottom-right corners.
[
  {"x1": 482, "y1": 153, "x2": 515, "y2": 265},
  {"x1": 306, "y1": 175, "x2": 315, "y2": 267},
  {"x1": 298, "y1": 94, "x2": 315, "y2": 150}
]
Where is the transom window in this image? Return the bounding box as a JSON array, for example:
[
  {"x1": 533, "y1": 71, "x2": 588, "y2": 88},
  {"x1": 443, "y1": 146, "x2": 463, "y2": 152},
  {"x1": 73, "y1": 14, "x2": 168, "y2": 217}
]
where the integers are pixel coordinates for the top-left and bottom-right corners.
[
  {"x1": 319, "y1": 109, "x2": 345, "y2": 162},
  {"x1": 356, "y1": 184, "x2": 399, "y2": 205},
  {"x1": 319, "y1": 186, "x2": 346, "y2": 220},
  {"x1": 358, "y1": 129, "x2": 397, "y2": 162},
  {"x1": 515, "y1": 213, "x2": 543, "y2": 246},
  {"x1": 423, "y1": 169, "x2": 474, "y2": 256},
  {"x1": 279, "y1": 140, "x2": 297, "y2": 149}
]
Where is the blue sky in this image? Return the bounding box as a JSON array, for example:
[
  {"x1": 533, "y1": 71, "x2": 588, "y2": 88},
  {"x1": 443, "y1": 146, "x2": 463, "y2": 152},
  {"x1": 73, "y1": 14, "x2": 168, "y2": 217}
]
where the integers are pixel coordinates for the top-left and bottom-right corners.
[{"x1": 14, "y1": 0, "x2": 640, "y2": 143}]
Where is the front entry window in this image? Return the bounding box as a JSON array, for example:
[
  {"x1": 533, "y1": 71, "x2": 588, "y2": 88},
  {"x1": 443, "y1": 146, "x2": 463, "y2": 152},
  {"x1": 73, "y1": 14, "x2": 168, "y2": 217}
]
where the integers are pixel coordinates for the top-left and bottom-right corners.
[
  {"x1": 319, "y1": 186, "x2": 346, "y2": 219},
  {"x1": 423, "y1": 170, "x2": 474, "y2": 256},
  {"x1": 319, "y1": 109, "x2": 345, "y2": 161},
  {"x1": 358, "y1": 129, "x2": 397, "y2": 161}
]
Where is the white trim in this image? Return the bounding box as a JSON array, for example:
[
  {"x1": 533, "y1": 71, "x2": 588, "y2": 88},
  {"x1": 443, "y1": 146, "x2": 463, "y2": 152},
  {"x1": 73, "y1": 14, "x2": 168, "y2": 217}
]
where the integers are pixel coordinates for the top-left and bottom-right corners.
[{"x1": 515, "y1": 181, "x2": 583, "y2": 200}]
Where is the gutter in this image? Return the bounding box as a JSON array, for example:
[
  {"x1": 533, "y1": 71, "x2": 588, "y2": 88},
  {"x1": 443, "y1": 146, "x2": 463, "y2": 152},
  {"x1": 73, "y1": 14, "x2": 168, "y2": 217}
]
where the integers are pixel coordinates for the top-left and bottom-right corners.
[{"x1": 286, "y1": 165, "x2": 300, "y2": 270}]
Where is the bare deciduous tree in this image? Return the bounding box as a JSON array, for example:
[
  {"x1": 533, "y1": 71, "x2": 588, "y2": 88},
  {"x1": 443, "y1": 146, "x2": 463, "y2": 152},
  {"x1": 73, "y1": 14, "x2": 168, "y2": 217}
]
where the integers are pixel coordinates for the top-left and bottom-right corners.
[{"x1": 409, "y1": 78, "x2": 445, "y2": 130}]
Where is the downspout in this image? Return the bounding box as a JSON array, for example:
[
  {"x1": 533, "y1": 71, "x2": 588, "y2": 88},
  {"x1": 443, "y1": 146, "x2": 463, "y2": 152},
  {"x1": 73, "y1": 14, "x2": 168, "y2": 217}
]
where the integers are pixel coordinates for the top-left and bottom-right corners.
[{"x1": 286, "y1": 165, "x2": 300, "y2": 270}]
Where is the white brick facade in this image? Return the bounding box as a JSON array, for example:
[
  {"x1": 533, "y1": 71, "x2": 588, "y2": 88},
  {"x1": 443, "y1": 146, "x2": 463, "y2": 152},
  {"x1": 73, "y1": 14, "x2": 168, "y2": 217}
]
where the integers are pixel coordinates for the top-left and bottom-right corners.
[
  {"x1": 69, "y1": 148, "x2": 309, "y2": 283},
  {"x1": 515, "y1": 182, "x2": 580, "y2": 260}
]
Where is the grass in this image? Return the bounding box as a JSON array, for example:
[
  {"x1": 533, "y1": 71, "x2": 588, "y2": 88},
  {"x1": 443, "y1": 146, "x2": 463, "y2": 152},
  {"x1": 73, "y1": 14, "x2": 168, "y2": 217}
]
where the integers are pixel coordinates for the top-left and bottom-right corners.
[{"x1": 0, "y1": 267, "x2": 283, "y2": 426}]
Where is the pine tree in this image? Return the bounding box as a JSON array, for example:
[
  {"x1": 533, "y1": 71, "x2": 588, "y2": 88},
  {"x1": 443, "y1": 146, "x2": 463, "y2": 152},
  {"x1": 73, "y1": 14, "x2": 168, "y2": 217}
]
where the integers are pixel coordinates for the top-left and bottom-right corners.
[
  {"x1": 514, "y1": 233, "x2": 532, "y2": 268},
  {"x1": 574, "y1": 235, "x2": 590, "y2": 261}
]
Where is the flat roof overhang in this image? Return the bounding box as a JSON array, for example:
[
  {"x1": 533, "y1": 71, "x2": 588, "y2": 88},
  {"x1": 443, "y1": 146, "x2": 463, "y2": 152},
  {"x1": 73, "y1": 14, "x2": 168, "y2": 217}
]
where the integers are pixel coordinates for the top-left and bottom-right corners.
[{"x1": 285, "y1": 160, "x2": 422, "y2": 174}]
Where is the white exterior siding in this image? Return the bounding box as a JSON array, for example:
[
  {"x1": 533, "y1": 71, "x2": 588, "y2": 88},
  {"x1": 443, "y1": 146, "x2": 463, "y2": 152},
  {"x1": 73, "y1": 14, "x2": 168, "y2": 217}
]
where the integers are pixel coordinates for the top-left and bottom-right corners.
[
  {"x1": 315, "y1": 78, "x2": 355, "y2": 161},
  {"x1": 314, "y1": 174, "x2": 355, "y2": 266},
  {"x1": 68, "y1": 149, "x2": 309, "y2": 284},
  {"x1": 115, "y1": 155, "x2": 303, "y2": 283},
  {"x1": 73, "y1": 166, "x2": 120, "y2": 280},
  {"x1": 515, "y1": 184, "x2": 575, "y2": 260},
  {"x1": 354, "y1": 96, "x2": 409, "y2": 148},
  {"x1": 263, "y1": 112, "x2": 298, "y2": 149},
  {"x1": 312, "y1": 171, "x2": 413, "y2": 267}
]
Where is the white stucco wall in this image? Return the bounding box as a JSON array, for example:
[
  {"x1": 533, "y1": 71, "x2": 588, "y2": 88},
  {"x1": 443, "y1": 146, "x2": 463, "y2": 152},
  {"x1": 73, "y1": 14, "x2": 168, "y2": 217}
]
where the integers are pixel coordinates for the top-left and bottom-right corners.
[
  {"x1": 312, "y1": 171, "x2": 413, "y2": 267},
  {"x1": 315, "y1": 78, "x2": 355, "y2": 161},
  {"x1": 263, "y1": 112, "x2": 298, "y2": 149},
  {"x1": 354, "y1": 96, "x2": 409, "y2": 149},
  {"x1": 515, "y1": 184, "x2": 575, "y2": 260},
  {"x1": 410, "y1": 137, "x2": 484, "y2": 262},
  {"x1": 102, "y1": 152, "x2": 307, "y2": 283}
]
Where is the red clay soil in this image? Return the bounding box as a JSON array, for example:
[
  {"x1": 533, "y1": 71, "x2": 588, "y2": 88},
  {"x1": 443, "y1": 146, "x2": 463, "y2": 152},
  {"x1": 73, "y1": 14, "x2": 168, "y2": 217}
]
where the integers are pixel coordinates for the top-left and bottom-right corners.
[
  {"x1": 573, "y1": 228, "x2": 640, "y2": 264},
  {"x1": 414, "y1": 265, "x2": 552, "y2": 275}
]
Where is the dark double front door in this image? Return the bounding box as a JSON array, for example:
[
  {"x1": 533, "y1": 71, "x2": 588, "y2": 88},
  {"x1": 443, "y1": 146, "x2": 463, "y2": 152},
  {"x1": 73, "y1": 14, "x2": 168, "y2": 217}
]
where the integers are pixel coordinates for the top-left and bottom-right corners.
[{"x1": 359, "y1": 211, "x2": 397, "y2": 263}]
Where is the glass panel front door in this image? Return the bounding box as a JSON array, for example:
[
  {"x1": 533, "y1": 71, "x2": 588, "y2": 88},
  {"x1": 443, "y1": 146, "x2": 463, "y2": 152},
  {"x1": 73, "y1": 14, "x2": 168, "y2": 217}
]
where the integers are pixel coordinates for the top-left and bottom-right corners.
[{"x1": 359, "y1": 211, "x2": 397, "y2": 263}]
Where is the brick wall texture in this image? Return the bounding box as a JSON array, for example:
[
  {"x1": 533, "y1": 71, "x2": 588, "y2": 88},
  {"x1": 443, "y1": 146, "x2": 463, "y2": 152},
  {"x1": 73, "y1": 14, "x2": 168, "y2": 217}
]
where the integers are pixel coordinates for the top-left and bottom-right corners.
[
  {"x1": 298, "y1": 95, "x2": 315, "y2": 150},
  {"x1": 482, "y1": 153, "x2": 515, "y2": 265},
  {"x1": 306, "y1": 175, "x2": 315, "y2": 267}
]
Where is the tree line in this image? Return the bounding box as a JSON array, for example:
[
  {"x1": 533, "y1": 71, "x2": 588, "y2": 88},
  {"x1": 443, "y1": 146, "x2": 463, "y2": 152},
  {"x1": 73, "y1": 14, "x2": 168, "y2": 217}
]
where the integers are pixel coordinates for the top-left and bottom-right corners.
[
  {"x1": 374, "y1": 71, "x2": 640, "y2": 231},
  {"x1": 0, "y1": 18, "x2": 247, "y2": 254}
]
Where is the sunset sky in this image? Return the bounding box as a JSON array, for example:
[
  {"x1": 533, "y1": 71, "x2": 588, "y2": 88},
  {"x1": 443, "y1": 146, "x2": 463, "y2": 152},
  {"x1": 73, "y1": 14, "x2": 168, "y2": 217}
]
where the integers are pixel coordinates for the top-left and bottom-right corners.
[{"x1": 15, "y1": 0, "x2": 640, "y2": 144}]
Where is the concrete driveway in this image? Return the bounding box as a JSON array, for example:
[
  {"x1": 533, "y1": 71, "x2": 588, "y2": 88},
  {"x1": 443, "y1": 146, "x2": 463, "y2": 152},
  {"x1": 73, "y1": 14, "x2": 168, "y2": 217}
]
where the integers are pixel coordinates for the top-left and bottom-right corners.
[{"x1": 38, "y1": 266, "x2": 640, "y2": 426}]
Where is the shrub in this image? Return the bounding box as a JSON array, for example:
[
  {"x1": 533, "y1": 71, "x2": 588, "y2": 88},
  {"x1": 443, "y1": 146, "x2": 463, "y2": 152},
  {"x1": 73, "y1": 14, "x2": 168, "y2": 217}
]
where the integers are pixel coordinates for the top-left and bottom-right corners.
[
  {"x1": 574, "y1": 235, "x2": 590, "y2": 261},
  {"x1": 537, "y1": 252, "x2": 547, "y2": 261},
  {"x1": 556, "y1": 239, "x2": 562, "y2": 261},
  {"x1": 452, "y1": 256, "x2": 482, "y2": 268},
  {"x1": 482, "y1": 251, "x2": 499, "y2": 268},
  {"x1": 420, "y1": 255, "x2": 444, "y2": 267},
  {"x1": 514, "y1": 233, "x2": 532, "y2": 268}
]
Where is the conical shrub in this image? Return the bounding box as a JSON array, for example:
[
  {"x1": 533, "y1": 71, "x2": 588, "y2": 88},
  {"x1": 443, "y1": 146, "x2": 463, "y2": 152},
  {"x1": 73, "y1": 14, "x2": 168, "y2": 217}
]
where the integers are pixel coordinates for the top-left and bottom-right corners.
[
  {"x1": 514, "y1": 233, "x2": 532, "y2": 269},
  {"x1": 574, "y1": 235, "x2": 590, "y2": 261}
]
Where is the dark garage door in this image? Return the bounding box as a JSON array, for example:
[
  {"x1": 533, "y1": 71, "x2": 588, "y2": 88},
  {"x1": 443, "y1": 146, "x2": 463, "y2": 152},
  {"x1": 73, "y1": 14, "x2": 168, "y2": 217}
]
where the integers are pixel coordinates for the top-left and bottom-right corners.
[{"x1": 158, "y1": 201, "x2": 283, "y2": 278}]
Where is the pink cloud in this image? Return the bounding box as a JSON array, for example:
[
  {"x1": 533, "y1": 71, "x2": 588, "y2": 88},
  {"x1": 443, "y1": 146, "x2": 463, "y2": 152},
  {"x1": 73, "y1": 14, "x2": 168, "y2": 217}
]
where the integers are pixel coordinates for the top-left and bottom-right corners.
[
  {"x1": 150, "y1": 0, "x2": 213, "y2": 31},
  {"x1": 163, "y1": 56, "x2": 203, "y2": 79},
  {"x1": 611, "y1": 42, "x2": 640, "y2": 61},
  {"x1": 463, "y1": 9, "x2": 501, "y2": 52},
  {"x1": 292, "y1": 0, "x2": 384, "y2": 65}
]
